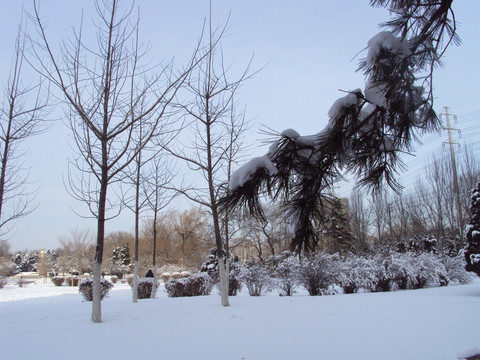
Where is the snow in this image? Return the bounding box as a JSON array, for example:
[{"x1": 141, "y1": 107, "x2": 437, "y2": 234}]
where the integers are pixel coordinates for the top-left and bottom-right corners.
[
  {"x1": 366, "y1": 31, "x2": 411, "y2": 65},
  {"x1": 230, "y1": 155, "x2": 278, "y2": 190},
  {"x1": 328, "y1": 91, "x2": 360, "y2": 120},
  {"x1": 281, "y1": 128, "x2": 300, "y2": 139},
  {"x1": 365, "y1": 80, "x2": 388, "y2": 108},
  {"x1": 1, "y1": 279, "x2": 478, "y2": 360}
]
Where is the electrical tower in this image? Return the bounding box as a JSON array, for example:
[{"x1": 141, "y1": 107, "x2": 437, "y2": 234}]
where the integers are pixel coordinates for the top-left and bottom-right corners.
[{"x1": 439, "y1": 106, "x2": 463, "y2": 250}]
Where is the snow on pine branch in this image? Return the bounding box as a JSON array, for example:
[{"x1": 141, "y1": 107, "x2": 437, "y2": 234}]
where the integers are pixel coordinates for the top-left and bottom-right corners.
[
  {"x1": 366, "y1": 31, "x2": 411, "y2": 65},
  {"x1": 222, "y1": 1, "x2": 457, "y2": 254},
  {"x1": 229, "y1": 155, "x2": 277, "y2": 190}
]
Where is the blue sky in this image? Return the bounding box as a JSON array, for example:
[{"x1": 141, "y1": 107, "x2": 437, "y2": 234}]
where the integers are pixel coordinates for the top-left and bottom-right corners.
[{"x1": 1, "y1": 1, "x2": 479, "y2": 251}]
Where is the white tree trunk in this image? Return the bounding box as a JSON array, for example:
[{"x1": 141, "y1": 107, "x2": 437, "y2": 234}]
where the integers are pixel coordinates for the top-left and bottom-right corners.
[
  {"x1": 132, "y1": 260, "x2": 138, "y2": 303},
  {"x1": 91, "y1": 262, "x2": 102, "y2": 323},
  {"x1": 217, "y1": 255, "x2": 229, "y2": 306},
  {"x1": 151, "y1": 265, "x2": 158, "y2": 298}
]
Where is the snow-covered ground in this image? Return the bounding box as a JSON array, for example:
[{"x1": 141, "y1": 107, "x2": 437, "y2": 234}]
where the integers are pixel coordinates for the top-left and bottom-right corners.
[{"x1": 1, "y1": 279, "x2": 479, "y2": 360}]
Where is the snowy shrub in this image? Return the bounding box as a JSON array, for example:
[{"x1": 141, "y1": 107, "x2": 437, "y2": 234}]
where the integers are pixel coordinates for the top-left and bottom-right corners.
[
  {"x1": 0, "y1": 277, "x2": 7, "y2": 288},
  {"x1": 66, "y1": 276, "x2": 79, "y2": 286},
  {"x1": 200, "y1": 249, "x2": 243, "y2": 296},
  {"x1": 78, "y1": 278, "x2": 114, "y2": 301},
  {"x1": 165, "y1": 273, "x2": 213, "y2": 297},
  {"x1": 160, "y1": 272, "x2": 171, "y2": 282},
  {"x1": 442, "y1": 255, "x2": 475, "y2": 285},
  {"x1": 372, "y1": 253, "x2": 418, "y2": 291},
  {"x1": 296, "y1": 252, "x2": 338, "y2": 296},
  {"x1": 336, "y1": 255, "x2": 377, "y2": 293},
  {"x1": 51, "y1": 276, "x2": 64, "y2": 286},
  {"x1": 371, "y1": 252, "x2": 450, "y2": 291},
  {"x1": 239, "y1": 263, "x2": 274, "y2": 296},
  {"x1": 411, "y1": 253, "x2": 448, "y2": 288},
  {"x1": 171, "y1": 272, "x2": 182, "y2": 279},
  {"x1": 17, "y1": 278, "x2": 34, "y2": 287},
  {"x1": 133, "y1": 278, "x2": 159, "y2": 299},
  {"x1": 180, "y1": 271, "x2": 191, "y2": 278},
  {"x1": 126, "y1": 274, "x2": 134, "y2": 285},
  {"x1": 164, "y1": 279, "x2": 185, "y2": 297},
  {"x1": 110, "y1": 275, "x2": 118, "y2": 284},
  {"x1": 12, "y1": 251, "x2": 39, "y2": 273},
  {"x1": 228, "y1": 262, "x2": 243, "y2": 296},
  {"x1": 0, "y1": 257, "x2": 17, "y2": 277},
  {"x1": 270, "y1": 252, "x2": 300, "y2": 296}
]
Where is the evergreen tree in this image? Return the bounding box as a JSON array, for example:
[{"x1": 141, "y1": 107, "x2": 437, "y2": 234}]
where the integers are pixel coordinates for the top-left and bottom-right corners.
[
  {"x1": 464, "y1": 182, "x2": 480, "y2": 276},
  {"x1": 220, "y1": 0, "x2": 459, "y2": 254},
  {"x1": 111, "y1": 245, "x2": 131, "y2": 278},
  {"x1": 322, "y1": 197, "x2": 354, "y2": 254}
]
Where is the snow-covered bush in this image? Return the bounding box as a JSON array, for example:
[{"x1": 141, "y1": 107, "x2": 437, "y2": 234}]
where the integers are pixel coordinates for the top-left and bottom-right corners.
[
  {"x1": 370, "y1": 252, "x2": 452, "y2": 291},
  {"x1": 180, "y1": 271, "x2": 191, "y2": 278},
  {"x1": 0, "y1": 277, "x2": 7, "y2": 288},
  {"x1": 51, "y1": 276, "x2": 64, "y2": 286},
  {"x1": 228, "y1": 261, "x2": 243, "y2": 296},
  {"x1": 110, "y1": 245, "x2": 131, "y2": 278},
  {"x1": 133, "y1": 278, "x2": 159, "y2": 299},
  {"x1": 165, "y1": 273, "x2": 214, "y2": 297},
  {"x1": 412, "y1": 253, "x2": 448, "y2": 288},
  {"x1": 66, "y1": 276, "x2": 79, "y2": 286},
  {"x1": 125, "y1": 274, "x2": 134, "y2": 285},
  {"x1": 78, "y1": 278, "x2": 113, "y2": 301},
  {"x1": 171, "y1": 272, "x2": 182, "y2": 279},
  {"x1": 239, "y1": 263, "x2": 274, "y2": 296},
  {"x1": 0, "y1": 257, "x2": 17, "y2": 277},
  {"x1": 200, "y1": 248, "x2": 242, "y2": 296},
  {"x1": 160, "y1": 272, "x2": 171, "y2": 282},
  {"x1": 17, "y1": 278, "x2": 34, "y2": 287},
  {"x1": 12, "y1": 251, "x2": 39, "y2": 273},
  {"x1": 296, "y1": 252, "x2": 338, "y2": 296},
  {"x1": 269, "y1": 251, "x2": 300, "y2": 296},
  {"x1": 336, "y1": 255, "x2": 377, "y2": 293},
  {"x1": 442, "y1": 255, "x2": 475, "y2": 285}
]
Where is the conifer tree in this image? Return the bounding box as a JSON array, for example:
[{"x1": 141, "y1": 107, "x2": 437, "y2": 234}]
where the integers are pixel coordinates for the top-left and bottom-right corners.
[{"x1": 464, "y1": 182, "x2": 480, "y2": 276}]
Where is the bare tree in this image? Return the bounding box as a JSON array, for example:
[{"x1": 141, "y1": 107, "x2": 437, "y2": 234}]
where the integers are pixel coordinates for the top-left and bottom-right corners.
[
  {"x1": 0, "y1": 15, "x2": 48, "y2": 237},
  {"x1": 31, "y1": 0, "x2": 198, "y2": 322},
  {"x1": 123, "y1": 125, "x2": 174, "y2": 302},
  {"x1": 164, "y1": 14, "x2": 253, "y2": 306},
  {"x1": 141, "y1": 154, "x2": 176, "y2": 297},
  {"x1": 349, "y1": 188, "x2": 371, "y2": 253},
  {"x1": 57, "y1": 228, "x2": 94, "y2": 275},
  {"x1": 369, "y1": 189, "x2": 388, "y2": 242}
]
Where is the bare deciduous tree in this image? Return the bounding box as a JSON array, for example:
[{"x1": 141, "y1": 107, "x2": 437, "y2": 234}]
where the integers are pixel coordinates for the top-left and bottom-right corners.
[
  {"x1": 349, "y1": 188, "x2": 371, "y2": 253},
  {"x1": 56, "y1": 228, "x2": 94, "y2": 275},
  {"x1": 141, "y1": 154, "x2": 176, "y2": 297},
  {"x1": 0, "y1": 15, "x2": 48, "y2": 237},
  {"x1": 164, "y1": 14, "x2": 253, "y2": 306},
  {"x1": 31, "y1": 0, "x2": 198, "y2": 322}
]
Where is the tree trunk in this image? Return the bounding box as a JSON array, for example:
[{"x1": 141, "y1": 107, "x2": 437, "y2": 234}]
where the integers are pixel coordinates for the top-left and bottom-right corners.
[
  {"x1": 151, "y1": 265, "x2": 158, "y2": 298},
  {"x1": 217, "y1": 254, "x2": 229, "y2": 306},
  {"x1": 132, "y1": 260, "x2": 138, "y2": 303},
  {"x1": 92, "y1": 174, "x2": 107, "y2": 323},
  {"x1": 212, "y1": 203, "x2": 229, "y2": 306},
  {"x1": 151, "y1": 210, "x2": 158, "y2": 298},
  {"x1": 91, "y1": 262, "x2": 102, "y2": 323}
]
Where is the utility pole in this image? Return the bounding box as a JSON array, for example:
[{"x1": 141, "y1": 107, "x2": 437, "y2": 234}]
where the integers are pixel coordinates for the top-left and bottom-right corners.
[{"x1": 440, "y1": 106, "x2": 463, "y2": 252}]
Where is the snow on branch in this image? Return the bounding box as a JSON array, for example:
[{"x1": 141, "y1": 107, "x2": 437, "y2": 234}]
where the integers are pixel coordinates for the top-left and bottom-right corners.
[
  {"x1": 229, "y1": 155, "x2": 277, "y2": 191},
  {"x1": 220, "y1": 0, "x2": 458, "y2": 254}
]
